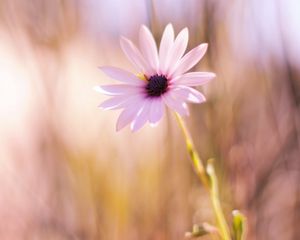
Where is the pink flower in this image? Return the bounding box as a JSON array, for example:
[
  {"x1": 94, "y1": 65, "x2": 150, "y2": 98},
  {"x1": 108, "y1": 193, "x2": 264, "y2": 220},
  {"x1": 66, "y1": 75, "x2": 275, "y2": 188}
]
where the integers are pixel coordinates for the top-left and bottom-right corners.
[{"x1": 95, "y1": 24, "x2": 215, "y2": 131}]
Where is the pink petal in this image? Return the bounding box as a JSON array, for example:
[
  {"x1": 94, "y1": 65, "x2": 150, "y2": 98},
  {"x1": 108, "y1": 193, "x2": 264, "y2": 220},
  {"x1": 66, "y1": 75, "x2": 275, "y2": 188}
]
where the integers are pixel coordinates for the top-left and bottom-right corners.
[
  {"x1": 120, "y1": 37, "x2": 152, "y2": 75},
  {"x1": 99, "y1": 94, "x2": 144, "y2": 110},
  {"x1": 99, "y1": 66, "x2": 144, "y2": 85},
  {"x1": 172, "y1": 72, "x2": 215, "y2": 86},
  {"x1": 158, "y1": 24, "x2": 174, "y2": 74},
  {"x1": 162, "y1": 93, "x2": 189, "y2": 116},
  {"x1": 172, "y1": 43, "x2": 208, "y2": 76},
  {"x1": 149, "y1": 98, "x2": 164, "y2": 125},
  {"x1": 116, "y1": 101, "x2": 144, "y2": 131},
  {"x1": 166, "y1": 28, "x2": 189, "y2": 75},
  {"x1": 98, "y1": 95, "x2": 131, "y2": 110},
  {"x1": 94, "y1": 85, "x2": 143, "y2": 96},
  {"x1": 130, "y1": 101, "x2": 151, "y2": 131},
  {"x1": 170, "y1": 86, "x2": 206, "y2": 103},
  {"x1": 139, "y1": 25, "x2": 159, "y2": 73}
]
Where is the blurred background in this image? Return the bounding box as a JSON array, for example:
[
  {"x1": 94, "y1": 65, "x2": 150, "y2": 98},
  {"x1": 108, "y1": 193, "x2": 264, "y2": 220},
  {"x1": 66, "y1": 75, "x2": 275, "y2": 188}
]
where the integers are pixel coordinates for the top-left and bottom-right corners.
[{"x1": 0, "y1": 0, "x2": 300, "y2": 239}]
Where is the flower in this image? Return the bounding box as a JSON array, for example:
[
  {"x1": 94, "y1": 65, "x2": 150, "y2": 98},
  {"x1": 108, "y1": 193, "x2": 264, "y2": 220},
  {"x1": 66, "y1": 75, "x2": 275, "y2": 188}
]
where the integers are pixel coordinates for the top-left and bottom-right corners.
[{"x1": 95, "y1": 24, "x2": 215, "y2": 131}]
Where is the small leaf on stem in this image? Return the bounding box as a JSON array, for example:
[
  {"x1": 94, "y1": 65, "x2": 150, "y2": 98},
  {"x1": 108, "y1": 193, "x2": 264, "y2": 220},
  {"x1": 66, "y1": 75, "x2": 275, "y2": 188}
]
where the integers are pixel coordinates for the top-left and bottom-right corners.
[
  {"x1": 232, "y1": 210, "x2": 247, "y2": 240},
  {"x1": 185, "y1": 223, "x2": 219, "y2": 238}
]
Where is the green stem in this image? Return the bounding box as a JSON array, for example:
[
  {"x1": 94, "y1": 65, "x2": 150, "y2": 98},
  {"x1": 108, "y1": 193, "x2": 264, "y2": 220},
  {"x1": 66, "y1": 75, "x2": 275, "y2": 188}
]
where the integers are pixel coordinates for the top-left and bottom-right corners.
[
  {"x1": 175, "y1": 113, "x2": 231, "y2": 240},
  {"x1": 207, "y1": 160, "x2": 231, "y2": 240},
  {"x1": 174, "y1": 113, "x2": 209, "y2": 189}
]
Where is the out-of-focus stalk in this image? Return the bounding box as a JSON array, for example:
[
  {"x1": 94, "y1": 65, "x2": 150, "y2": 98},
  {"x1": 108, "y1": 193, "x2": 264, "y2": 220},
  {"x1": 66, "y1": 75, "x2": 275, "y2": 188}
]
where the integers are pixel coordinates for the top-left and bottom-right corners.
[{"x1": 175, "y1": 113, "x2": 231, "y2": 240}]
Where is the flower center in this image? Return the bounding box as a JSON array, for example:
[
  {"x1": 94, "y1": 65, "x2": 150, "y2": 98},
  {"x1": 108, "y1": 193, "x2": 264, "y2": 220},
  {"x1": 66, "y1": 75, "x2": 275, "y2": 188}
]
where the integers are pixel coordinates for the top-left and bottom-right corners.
[{"x1": 145, "y1": 74, "x2": 168, "y2": 97}]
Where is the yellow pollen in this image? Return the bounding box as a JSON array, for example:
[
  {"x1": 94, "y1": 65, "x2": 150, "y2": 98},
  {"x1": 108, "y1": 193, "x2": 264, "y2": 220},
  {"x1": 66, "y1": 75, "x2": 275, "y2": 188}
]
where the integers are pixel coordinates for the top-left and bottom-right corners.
[{"x1": 136, "y1": 73, "x2": 147, "y2": 81}]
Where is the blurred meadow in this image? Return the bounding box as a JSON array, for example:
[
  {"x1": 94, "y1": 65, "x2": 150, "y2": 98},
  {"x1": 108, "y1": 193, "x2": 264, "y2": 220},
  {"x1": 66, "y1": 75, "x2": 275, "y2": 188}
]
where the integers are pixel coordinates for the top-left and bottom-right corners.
[{"x1": 0, "y1": 0, "x2": 300, "y2": 239}]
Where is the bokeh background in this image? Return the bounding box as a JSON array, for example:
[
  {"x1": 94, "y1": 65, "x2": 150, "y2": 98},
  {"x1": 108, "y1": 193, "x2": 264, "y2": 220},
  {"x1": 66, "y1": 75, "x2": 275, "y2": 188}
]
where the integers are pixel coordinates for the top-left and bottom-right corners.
[{"x1": 0, "y1": 0, "x2": 300, "y2": 239}]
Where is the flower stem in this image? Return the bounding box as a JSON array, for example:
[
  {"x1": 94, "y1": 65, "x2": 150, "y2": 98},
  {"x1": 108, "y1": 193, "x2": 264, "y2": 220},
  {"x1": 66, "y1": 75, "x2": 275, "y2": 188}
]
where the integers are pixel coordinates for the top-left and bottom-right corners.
[
  {"x1": 174, "y1": 113, "x2": 231, "y2": 240},
  {"x1": 207, "y1": 159, "x2": 231, "y2": 240},
  {"x1": 174, "y1": 113, "x2": 210, "y2": 189}
]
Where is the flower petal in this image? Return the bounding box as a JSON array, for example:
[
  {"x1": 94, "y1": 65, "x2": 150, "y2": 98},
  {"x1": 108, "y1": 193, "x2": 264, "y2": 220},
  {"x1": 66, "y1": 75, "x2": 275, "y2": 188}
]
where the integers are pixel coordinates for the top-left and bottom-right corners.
[
  {"x1": 130, "y1": 101, "x2": 151, "y2": 131},
  {"x1": 170, "y1": 86, "x2": 206, "y2": 103},
  {"x1": 98, "y1": 95, "x2": 130, "y2": 110},
  {"x1": 149, "y1": 98, "x2": 164, "y2": 126},
  {"x1": 139, "y1": 25, "x2": 159, "y2": 73},
  {"x1": 158, "y1": 23, "x2": 174, "y2": 74},
  {"x1": 162, "y1": 92, "x2": 189, "y2": 116},
  {"x1": 120, "y1": 37, "x2": 152, "y2": 75},
  {"x1": 99, "y1": 94, "x2": 144, "y2": 110},
  {"x1": 99, "y1": 66, "x2": 144, "y2": 85},
  {"x1": 166, "y1": 28, "x2": 189, "y2": 75},
  {"x1": 116, "y1": 101, "x2": 145, "y2": 131},
  {"x1": 172, "y1": 72, "x2": 215, "y2": 86},
  {"x1": 172, "y1": 43, "x2": 208, "y2": 76},
  {"x1": 94, "y1": 85, "x2": 143, "y2": 96}
]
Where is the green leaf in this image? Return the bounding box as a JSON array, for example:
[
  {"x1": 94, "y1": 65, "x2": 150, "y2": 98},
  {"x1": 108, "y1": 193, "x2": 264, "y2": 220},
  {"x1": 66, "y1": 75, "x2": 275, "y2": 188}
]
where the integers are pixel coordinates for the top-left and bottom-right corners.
[
  {"x1": 185, "y1": 223, "x2": 219, "y2": 238},
  {"x1": 185, "y1": 224, "x2": 208, "y2": 238},
  {"x1": 232, "y1": 210, "x2": 246, "y2": 240}
]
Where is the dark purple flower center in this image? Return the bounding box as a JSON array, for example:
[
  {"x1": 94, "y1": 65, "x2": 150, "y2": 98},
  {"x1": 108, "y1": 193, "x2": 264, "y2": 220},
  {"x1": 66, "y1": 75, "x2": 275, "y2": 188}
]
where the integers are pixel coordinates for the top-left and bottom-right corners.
[{"x1": 145, "y1": 74, "x2": 168, "y2": 97}]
